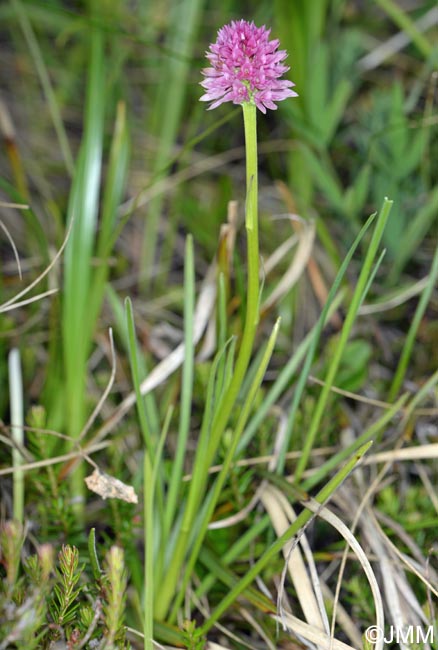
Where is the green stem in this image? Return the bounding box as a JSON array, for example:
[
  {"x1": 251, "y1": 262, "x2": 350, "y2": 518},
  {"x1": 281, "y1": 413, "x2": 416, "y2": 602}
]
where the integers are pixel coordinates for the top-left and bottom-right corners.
[
  {"x1": 242, "y1": 102, "x2": 258, "y2": 233},
  {"x1": 144, "y1": 451, "x2": 154, "y2": 650},
  {"x1": 204, "y1": 101, "x2": 260, "y2": 463},
  {"x1": 155, "y1": 102, "x2": 259, "y2": 620}
]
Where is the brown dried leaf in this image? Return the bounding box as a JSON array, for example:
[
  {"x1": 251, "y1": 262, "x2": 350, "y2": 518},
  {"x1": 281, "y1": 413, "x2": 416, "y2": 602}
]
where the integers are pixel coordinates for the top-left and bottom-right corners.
[{"x1": 84, "y1": 469, "x2": 138, "y2": 504}]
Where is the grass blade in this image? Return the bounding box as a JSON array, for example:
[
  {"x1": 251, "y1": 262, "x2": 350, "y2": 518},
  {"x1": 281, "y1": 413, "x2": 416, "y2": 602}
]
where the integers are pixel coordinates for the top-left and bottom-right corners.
[
  {"x1": 125, "y1": 297, "x2": 154, "y2": 454},
  {"x1": 274, "y1": 209, "x2": 379, "y2": 474},
  {"x1": 302, "y1": 393, "x2": 407, "y2": 491},
  {"x1": 62, "y1": 12, "x2": 105, "y2": 503},
  {"x1": 388, "y1": 242, "x2": 438, "y2": 400},
  {"x1": 86, "y1": 100, "x2": 130, "y2": 344},
  {"x1": 164, "y1": 235, "x2": 195, "y2": 536},
  {"x1": 294, "y1": 198, "x2": 393, "y2": 482}
]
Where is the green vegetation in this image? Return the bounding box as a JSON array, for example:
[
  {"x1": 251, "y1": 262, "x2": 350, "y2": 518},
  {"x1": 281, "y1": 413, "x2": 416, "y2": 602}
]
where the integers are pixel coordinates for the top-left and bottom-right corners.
[{"x1": 1, "y1": 1, "x2": 437, "y2": 648}]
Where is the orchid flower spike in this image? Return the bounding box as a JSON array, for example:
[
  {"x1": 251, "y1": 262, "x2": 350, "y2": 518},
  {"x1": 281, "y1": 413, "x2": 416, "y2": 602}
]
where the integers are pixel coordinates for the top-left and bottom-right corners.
[{"x1": 200, "y1": 19, "x2": 298, "y2": 113}]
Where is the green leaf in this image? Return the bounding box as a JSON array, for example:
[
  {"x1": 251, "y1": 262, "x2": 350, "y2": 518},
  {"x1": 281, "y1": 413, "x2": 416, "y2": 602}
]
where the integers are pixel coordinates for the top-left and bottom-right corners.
[
  {"x1": 343, "y1": 164, "x2": 371, "y2": 218},
  {"x1": 301, "y1": 145, "x2": 344, "y2": 211},
  {"x1": 324, "y1": 78, "x2": 352, "y2": 144},
  {"x1": 87, "y1": 528, "x2": 102, "y2": 581}
]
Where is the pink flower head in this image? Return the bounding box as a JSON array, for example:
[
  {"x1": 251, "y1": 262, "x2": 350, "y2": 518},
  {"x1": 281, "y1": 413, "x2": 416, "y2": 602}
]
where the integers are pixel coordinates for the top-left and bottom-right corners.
[{"x1": 200, "y1": 20, "x2": 298, "y2": 114}]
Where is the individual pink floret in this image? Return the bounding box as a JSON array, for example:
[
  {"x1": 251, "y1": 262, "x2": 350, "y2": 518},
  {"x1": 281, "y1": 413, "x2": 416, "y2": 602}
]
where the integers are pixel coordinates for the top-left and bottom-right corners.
[{"x1": 200, "y1": 19, "x2": 298, "y2": 113}]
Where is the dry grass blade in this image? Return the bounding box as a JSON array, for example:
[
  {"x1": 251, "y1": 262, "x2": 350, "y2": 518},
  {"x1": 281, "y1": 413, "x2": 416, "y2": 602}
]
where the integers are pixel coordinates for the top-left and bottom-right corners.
[
  {"x1": 392, "y1": 570, "x2": 432, "y2": 623},
  {"x1": 191, "y1": 590, "x2": 258, "y2": 650},
  {"x1": 414, "y1": 462, "x2": 438, "y2": 514},
  {"x1": 336, "y1": 473, "x2": 435, "y2": 650},
  {"x1": 271, "y1": 612, "x2": 357, "y2": 650},
  {"x1": 0, "y1": 288, "x2": 59, "y2": 312},
  {"x1": 198, "y1": 200, "x2": 238, "y2": 361},
  {"x1": 364, "y1": 443, "x2": 438, "y2": 464},
  {"x1": 182, "y1": 446, "x2": 334, "y2": 481},
  {"x1": 368, "y1": 507, "x2": 438, "y2": 600},
  {"x1": 260, "y1": 483, "x2": 328, "y2": 637},
  {"x1": 280, "y1": 499, "x2": 331, "y2": 634},
  {"x1": 78, "y1": 329, "x2": 116, "y2": 443},
  {"x1": 320, "y1": 582, "x2": 363, "y2": 648},
  {"x1": 357, "y1": 6, "x2": 438, "y2": 71},
  {"x1": 57, "y1": 329, "x2": 118, "y2": 479},
  {"x1": 376, "y1": 510, "x2": 435, "y2": 570},
  {"x1": 208, "y1": 487, "x2": 262, "y2": 529},
  {"x1": 262, "y1": 231, "x2": 300, "y2": 275},
  {"x1": 0, "y1": 216, "x2": 73, "y2": 312},
  {"x1": 358, "y1": 503, "x2": 433, "y2": 649},
  {"x1": 380, "y1": 553, "x2": 408, "y2": 646},
  {"x1": 0, "y1": 202, "x2": 29, "y2": 209},
  {"x1": 239, "y1": 607, "x2": 277, "y2": 650},
  {"x1": 359, "y1": 276, "x2": 429, "y2": 314},
  {"x1": 0, "y1": 441, "x2": 109, "y2": 476},
  {"x1": 308, "y1": 374, "x2": 438, "y2": 418},
  {"x1": 301, "y1": 497, "x2": 385, "y2": 650},
  {"x1": 119, "y1": 140, "x2": 300, "y2": 216},
  {"x1": 0, "y1": 218, "x2": 22, "y2": 280},
  {"x1": 331, "y1": 432, "x2": 435, "y2": 650},
  {"x1": 275, "y1": 180, "x2": 342, "y2": 328},
  {"x1": 261, "y1": 215, "x2": 315, "y2": 314},
  {"x1": 186, "y1": 442, "x2": 438, "y2": 484}
]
